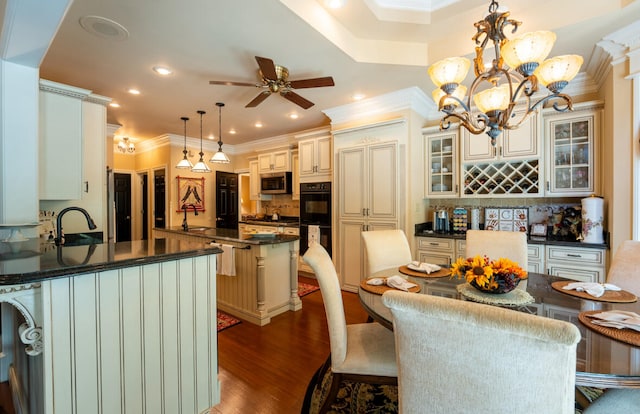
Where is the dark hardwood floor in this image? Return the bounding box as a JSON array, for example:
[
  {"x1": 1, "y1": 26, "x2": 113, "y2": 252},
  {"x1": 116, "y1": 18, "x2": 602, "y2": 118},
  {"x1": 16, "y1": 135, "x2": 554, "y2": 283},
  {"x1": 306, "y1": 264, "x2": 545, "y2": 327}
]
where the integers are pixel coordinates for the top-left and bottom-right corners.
[{"x1": 210, "y1": 275, "x2": 369, "y2": 414}]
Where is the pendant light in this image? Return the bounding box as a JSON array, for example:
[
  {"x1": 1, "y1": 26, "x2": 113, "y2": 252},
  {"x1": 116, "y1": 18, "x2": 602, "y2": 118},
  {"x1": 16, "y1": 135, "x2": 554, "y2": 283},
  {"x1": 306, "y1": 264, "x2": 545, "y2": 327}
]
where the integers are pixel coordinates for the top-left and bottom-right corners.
[
  {"x1": 191, "y1": 110, "x2": 211, "y2": 173},
  {"x1": 210, "y1": 102, "x2": 231, "y2": 164},
  {"x1": 175, "y1": 116, "x2": 193, "y2": 169}
]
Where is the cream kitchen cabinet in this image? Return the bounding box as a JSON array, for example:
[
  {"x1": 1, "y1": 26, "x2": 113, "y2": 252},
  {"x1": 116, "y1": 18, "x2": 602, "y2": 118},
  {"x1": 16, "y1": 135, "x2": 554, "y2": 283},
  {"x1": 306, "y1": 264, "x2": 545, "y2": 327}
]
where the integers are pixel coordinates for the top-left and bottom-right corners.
[
  {"x1": 416, "y1": 237, "x2": 456, "y2": 266},
  {"x1": 461, "y1": 108, "x2": 539, "y2": 162},
  {"x1": 544, "y1": 103, "x2": 602, "y2": 197},
  {"x1": 337, "y1": 141, "x2": 399, "y2": 291},
  {"x1": 292, "y1": 152, "x2": 300, "y2": 200},
  {"x1": 249, "y1": 160, "x2": 272, "y2": 201},
  {"x1": 298, "y1": 135, "x2": 332, "y2": 182},
  {"x1": 527, "y1": 244, "x2": 544, "y2": 274},
  {"x1": 545, "y1": 244, "x2": 606, "y2": 283},
  {"x1": 424, "y1": 128, "x2": 459, "y2": 198},
  {"x1": 39, "y1": 80, "x2": 92, "y2": 200},
  {"x1": 258, "y1": 149, "x2": 291, "y2": 173}
]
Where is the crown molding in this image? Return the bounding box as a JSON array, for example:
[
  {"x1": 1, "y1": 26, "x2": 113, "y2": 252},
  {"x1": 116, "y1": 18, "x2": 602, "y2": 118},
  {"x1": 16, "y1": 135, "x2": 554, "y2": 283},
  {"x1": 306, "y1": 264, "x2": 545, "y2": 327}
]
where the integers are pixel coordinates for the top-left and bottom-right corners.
[
  {"x1": 39, "y1": 79, "x2": 91, "y2": 99},
  {"x1": 323, "y1": 86, "x2": 436, "y2": 125}
]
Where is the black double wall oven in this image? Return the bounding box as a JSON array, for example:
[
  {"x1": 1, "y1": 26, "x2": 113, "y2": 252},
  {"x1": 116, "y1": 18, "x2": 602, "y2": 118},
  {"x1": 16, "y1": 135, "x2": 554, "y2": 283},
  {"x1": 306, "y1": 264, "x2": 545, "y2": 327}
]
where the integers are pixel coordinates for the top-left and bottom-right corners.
[{"x1": 299, "y1": 182, "x2": 332, "y2": 258}]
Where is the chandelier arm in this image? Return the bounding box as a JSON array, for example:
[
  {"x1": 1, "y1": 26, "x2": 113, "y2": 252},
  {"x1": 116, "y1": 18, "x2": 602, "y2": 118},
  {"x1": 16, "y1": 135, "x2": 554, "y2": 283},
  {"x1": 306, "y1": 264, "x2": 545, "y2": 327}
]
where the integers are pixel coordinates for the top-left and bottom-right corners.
[{"x1": 441, "y1": 109, "x2": 488, "y2": 135}]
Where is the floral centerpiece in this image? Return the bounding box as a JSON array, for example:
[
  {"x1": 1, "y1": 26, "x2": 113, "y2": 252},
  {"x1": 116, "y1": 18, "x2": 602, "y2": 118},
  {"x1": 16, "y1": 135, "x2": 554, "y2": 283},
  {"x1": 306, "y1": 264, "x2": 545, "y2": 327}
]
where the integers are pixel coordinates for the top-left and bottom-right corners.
[{"x1": 450, "y1": 255, "x2": 528, "y2": 294}]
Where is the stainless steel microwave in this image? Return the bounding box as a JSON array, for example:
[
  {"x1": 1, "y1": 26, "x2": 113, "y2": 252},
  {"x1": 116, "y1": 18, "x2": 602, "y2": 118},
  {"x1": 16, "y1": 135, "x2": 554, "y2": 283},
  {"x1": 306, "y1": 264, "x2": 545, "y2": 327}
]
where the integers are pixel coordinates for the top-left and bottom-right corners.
[{"x1": 260, "y1": 172, "x2": 292, "y2": 194}]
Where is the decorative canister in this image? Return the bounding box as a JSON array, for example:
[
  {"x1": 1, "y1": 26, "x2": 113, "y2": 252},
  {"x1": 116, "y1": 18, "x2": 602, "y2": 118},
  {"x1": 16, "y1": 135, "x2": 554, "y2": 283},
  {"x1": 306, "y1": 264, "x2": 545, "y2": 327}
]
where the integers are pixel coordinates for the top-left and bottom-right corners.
[
  {"x1": 470, "y1": 208, "x2": 480, "y2": 230},
  {"x1": 581, "y1": 195, "x2": 604, "y2": 244}
]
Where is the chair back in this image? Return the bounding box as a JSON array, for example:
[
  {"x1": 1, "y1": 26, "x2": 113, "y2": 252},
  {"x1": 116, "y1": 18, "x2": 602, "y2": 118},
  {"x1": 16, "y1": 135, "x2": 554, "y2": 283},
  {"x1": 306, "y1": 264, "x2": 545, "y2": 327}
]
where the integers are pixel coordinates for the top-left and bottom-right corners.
[
  {"x1": 606, "y1": 240, "x2": 640, "y2": 296},
  {"x1": 465, "y1": 229, "x2": 528, "y2": 270},
  {"x1": 362, "y1": 229, "x2": 413, "y2": 275},
  {"x1": 382, "y1": 290, "x2": 581, "y2": 414},
  {"x1": 302, "y1": 243, "x2": 349, "y2": 368}
]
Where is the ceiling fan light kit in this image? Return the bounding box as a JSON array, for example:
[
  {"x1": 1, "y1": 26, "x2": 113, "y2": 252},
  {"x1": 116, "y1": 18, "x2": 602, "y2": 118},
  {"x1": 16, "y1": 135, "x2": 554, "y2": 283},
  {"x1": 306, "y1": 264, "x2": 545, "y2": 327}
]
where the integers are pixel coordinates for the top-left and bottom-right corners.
[
  {"x1": 209, "y1": 56, "x2": 334, "y2": 109},
  {"x1": 191, "y1": 110, "x2": 211, "y2": 173},
  {"x1": 428, "y1": 0, "x2": 582, "y2": 146},
  {"x1": 210, "y1": 102, "x2": 230, "y2": 164}
]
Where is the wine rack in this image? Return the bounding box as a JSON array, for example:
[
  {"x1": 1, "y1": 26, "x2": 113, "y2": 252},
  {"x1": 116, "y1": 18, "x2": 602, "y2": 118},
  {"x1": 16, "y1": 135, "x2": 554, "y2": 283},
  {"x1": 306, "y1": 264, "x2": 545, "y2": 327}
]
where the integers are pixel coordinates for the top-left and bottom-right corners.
[{"x1": 462, "y1": 159, "x2": 541, "y2": 196}]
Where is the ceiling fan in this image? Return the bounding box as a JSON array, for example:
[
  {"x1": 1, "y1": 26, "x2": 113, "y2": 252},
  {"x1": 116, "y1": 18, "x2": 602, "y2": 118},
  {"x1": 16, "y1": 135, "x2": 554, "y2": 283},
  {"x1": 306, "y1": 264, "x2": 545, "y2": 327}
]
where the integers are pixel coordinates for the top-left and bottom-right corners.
[{"x1": 209, "y1": 56, "x2": 334, "y2": 109}]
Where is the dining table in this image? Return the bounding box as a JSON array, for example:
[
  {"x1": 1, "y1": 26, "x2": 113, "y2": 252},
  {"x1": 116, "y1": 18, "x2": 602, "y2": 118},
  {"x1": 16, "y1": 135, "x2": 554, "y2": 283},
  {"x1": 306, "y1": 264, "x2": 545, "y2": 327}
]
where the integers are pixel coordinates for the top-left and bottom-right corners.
[{"x1": 359, "y1": 267, "x2": 640, "y2": 389}]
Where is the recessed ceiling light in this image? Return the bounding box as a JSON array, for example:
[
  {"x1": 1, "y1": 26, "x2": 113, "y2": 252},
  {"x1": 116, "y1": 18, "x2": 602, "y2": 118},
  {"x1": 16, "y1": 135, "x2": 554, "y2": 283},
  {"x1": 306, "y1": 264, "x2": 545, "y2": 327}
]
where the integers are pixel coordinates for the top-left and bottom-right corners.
[
  {"x1": 153, "y1": 66, "x2": 172, "y2": 76},
  {"x1": 128, "y1": 88, "x2": 140, "y2": 95},
  {"x1": 229, "y1": 129, "x2": 236, "y2": 134},
  {"x1": 208, "y1": 134, "x2": 215, "y2": 140},
  {"x1": 352, "y1": 93, "x2": 365, "y2": 101},
  {"x1": 289, "y1": 113, "x2": 299, "y2": 119},
  {"x1": 109, "y1": 102, "x2": 120, "y2": 108},
  {"x1": 79, "y1": 15, "x2": 129, "y2": 41},
  {"x1": 324, "y1": 0, "x2": 346, "y2": 9},
  {"x1": 255, "y1": 122, "x2": 263, "y2": 128}
]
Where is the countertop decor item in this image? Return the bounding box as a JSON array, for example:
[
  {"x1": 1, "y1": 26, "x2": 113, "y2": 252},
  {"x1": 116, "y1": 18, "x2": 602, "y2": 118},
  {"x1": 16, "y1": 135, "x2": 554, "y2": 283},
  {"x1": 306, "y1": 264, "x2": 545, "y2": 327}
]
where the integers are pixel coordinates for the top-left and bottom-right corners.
[
  {"x1": 450, "y1": 255, "x2": 528, "y2": 294},
  {"x1": 581, "y1": 195, "x2": 604, "y2": 244}
]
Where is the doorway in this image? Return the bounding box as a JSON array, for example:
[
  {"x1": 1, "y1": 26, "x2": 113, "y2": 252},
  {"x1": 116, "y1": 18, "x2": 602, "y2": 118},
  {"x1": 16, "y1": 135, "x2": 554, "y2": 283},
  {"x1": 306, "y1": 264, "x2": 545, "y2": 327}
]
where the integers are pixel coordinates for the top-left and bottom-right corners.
[
  {"x1": 216, "y1": 171, "x2": 238, "y2": 229},
  {"x1": 114, "y1": 172, "x2": 132, "y2": 242},
  {"x1": 140, "y1": 173, "x2": 148, "y2": 240},
  {"x1": 153, "y1": 169, "x2": 166, "y2": 230}
]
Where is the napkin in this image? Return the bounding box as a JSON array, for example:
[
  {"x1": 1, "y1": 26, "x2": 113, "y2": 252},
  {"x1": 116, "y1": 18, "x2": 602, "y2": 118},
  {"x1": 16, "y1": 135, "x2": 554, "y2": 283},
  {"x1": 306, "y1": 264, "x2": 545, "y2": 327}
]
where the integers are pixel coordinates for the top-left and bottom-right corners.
[
  {"x1": 407, "y1": 261, "x2": 441, "y2": 274},
  {"x1": 367, "y1": 275, "x2": 418, "y2": 292},
  {"x1": 588, "y1": 310, "x2": 640, "y2": 332},
  {"x1": 562, "y1": 282, "x2": 621, "y2": 298}
]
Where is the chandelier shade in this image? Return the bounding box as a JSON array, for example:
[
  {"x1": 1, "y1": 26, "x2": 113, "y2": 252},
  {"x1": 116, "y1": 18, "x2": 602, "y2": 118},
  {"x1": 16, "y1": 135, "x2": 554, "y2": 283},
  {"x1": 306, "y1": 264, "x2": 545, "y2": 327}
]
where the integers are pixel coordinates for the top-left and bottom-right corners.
[
  {"x1": 210, "y1": 102, "x2": 230, "y2": 164},
  {"x1": 428, "y1": 57, "x2": 470, "y2": 89},
  {"x1": 176, "y1": 116, "x2": 193, "y2": 169},
  {"x1": 428, "y1": 0, "x2": 582, "y2": 145},
  {"x1": 191, "y1": 110, "x2": 211, "y2": 173},
  {"x1": 534, "y1": 55, "x2": 583, "y2": 92},
  {"x1": 500, "y1": 31, "x2": 556, "y2": 75},
  {"x1": 117, "y1": 137, "x2": 135, "y2": 154}
]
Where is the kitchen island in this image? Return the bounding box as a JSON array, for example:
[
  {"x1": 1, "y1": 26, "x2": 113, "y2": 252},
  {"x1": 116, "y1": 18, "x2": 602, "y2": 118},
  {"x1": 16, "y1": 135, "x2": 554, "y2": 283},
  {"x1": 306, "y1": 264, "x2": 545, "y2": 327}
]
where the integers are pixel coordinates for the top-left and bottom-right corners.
[
  {"x1": 153, "y1": 227, "x2": 301, "y2": 326},
  {"x1": 0, "y1": 238, "x2": 221, "y2": 414}
]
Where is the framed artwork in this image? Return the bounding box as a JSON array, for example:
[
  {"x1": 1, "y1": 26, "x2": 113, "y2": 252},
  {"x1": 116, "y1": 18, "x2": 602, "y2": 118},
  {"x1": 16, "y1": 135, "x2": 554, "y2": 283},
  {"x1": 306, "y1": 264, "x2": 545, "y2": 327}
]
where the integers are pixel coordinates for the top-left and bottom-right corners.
[{"x1": 176, "y1": 176, "x2": 205, "y2": 212}]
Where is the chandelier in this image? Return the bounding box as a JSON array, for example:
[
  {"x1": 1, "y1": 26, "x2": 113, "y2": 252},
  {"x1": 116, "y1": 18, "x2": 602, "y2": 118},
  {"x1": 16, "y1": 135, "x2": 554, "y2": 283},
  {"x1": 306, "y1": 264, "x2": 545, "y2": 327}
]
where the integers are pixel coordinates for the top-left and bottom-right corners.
[
  {"x1": 117, "y1": 137, "x2": 135, "y2": 153},
  {"x1": 428, "y1": 0, "x2": 583, "y2": 146},
  {"x1": 209, "y1": 102, "x2": 230, "y2": 164}
]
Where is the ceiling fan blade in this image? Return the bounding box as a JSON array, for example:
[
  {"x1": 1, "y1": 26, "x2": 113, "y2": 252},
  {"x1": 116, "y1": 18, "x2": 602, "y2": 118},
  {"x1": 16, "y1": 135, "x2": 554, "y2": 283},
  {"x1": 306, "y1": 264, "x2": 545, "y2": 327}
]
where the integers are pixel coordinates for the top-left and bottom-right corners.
[
  {"x1": 288, "y1": 76, "x2": 335, "y2": 89},
  {"x1": 281, "y1": 90, "x2": 314, "y2": 109},
  {"x1": 246, "y1": 91, "x2": 271, "y2": 108},
  {"x1": 209, "y1": 80, "x2": 261, "y2": 87},
  {"x1": 255, "y1": 56, "x2": 278, "y2": 80}
]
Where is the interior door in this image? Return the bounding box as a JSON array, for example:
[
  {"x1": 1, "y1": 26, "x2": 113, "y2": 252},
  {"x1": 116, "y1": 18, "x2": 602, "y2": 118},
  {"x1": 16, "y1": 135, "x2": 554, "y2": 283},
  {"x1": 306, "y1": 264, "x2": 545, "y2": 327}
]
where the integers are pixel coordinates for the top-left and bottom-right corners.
[
  {"x1": 154, "y1": 169, "x2": 166, "y2": 229},
  {"x1": 114, "y1": 172, "x2": 132, "y2": 241},
  {"x1": 216, "y1": 171, "x2": 238, "y2": 229}
]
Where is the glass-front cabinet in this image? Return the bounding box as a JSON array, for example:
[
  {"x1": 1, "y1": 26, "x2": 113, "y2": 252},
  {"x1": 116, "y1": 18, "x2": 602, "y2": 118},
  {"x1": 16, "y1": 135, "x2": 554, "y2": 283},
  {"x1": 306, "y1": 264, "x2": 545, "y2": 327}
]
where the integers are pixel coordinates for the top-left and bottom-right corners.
[
  {"x1": 544, "y1": 104, "x2": 602, "y2": 196},
  {"x1": 424, "y1": 128, "x2": 458, "y2": 198}
]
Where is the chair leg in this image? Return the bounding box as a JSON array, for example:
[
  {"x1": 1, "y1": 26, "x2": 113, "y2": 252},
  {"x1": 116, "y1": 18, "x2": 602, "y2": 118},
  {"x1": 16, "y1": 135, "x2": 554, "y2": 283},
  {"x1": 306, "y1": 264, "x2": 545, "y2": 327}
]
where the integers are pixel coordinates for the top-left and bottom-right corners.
[{"x1": 319, "y1": 371, "x2": 342, "y2": 414}]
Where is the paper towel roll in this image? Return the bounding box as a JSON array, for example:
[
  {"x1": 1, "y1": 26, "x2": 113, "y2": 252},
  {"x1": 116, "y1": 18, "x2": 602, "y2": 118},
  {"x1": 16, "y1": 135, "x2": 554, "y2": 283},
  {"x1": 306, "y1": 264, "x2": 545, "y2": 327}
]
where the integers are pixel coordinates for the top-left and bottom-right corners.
[
  {"x1": 581, "y1": 195, "x2": 604, "y2": 244},
  {"x1": 471, "y1": 208, "x2": 480, "y2": 230}
]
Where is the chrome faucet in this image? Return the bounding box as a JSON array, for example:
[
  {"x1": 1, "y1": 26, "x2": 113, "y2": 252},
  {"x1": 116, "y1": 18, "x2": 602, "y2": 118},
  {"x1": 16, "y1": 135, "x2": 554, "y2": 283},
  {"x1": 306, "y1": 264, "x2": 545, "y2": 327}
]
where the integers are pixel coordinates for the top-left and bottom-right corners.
[
  {"x1": 55, "y1": 207, "x2": 97, "y2": 245},
  {"x1": 182, "y1": 203, "x2": 198, "y2": 231}
]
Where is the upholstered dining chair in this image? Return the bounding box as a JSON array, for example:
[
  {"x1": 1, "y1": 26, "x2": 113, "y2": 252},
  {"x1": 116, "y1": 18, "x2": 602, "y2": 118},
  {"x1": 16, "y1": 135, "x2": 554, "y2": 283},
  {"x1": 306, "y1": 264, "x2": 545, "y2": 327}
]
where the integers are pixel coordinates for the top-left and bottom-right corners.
[
  {"x1": 302, "y1": 243, "x2": 398, "y2": 414},
  {"x1": 581, "y1": 240, "x2": 640, "y2": 412},
  {"x1": 361, "y1": 229, "x2": 413, "y2": 276},
  {"x1": 465, "y1": 229, "x2": 528, "y2": 288},
  {"x1": 382, "y1": 290, "x2": 581, "y2": 414}
]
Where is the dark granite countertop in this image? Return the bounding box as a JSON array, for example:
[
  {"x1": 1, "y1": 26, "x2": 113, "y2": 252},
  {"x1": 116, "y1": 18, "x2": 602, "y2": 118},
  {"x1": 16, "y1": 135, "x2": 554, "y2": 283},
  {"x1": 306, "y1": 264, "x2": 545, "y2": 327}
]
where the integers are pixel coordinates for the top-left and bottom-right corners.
[
  {"x1": 238, "y1": 218, "x2": 300, "y2": 227},
  {"x1": 0, "y1": 238, "x2": 222, "y2": 285},
  {"x1": 156, "y1": 227, "x2": 300, "y2": 244}
]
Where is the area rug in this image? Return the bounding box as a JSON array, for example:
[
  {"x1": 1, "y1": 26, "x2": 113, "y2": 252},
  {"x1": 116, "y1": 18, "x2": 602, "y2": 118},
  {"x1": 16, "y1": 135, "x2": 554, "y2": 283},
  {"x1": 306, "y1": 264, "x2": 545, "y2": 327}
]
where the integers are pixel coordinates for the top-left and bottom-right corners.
[
  {"x1": 301, "y1": 358, "x2": 598, "y2": 414},
  {"x1": 298, "y1": 282, "x2": 320, "y2": 297},
  {"x1": 216, "y1": 310, "x2": 241, "y2": 332}
]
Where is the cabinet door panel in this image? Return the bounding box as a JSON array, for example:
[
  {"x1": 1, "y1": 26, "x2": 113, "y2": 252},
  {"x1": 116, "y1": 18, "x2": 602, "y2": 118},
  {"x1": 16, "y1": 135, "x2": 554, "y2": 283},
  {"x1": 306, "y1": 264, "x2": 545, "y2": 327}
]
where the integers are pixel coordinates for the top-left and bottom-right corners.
[
  {"x1": 368, "y1": 143, "x2": 397, "y2": 219},
  {"x1": 462, "y1": 128, "x2": 493, "y2": 162},
  {"x1": 339, "y1": 147, "x2": 367, "y2": 218},
  {"x1": 418, "y1": 251, "x2": 454, "y2": 267},
  {"x1": 316, "y1": 137, "x2": 333, "y2": 174},
  {"x1": 298, "y1": 140, "x2": 315, "y2": 176},
  {"x1": 547, "y1": 265, "x2": 602, "y2": 283},
  {"x1": 502, "y1": 109, "x2": 538, "y2": 158},
  {"x1": 339, "y1": 220, "x2": 366, "y2": 291}
]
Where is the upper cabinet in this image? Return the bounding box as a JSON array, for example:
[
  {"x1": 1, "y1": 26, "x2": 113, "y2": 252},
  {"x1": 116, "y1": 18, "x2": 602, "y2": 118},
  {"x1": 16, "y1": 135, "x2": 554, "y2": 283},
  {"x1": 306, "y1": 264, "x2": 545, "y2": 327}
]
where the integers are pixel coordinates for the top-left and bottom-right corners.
[
  {"x1": 462, "y1": 107, "x2": 539, "y2": 163},
  {"x1": 249, "y1": 160, "x2": 272, "y2": 201},
  {"x1": 258, "y1": 149, "x2": 291, "y2": 173},
  {"x1": 292, "y1": 152, "x2": 300, "y2": 200},
  {"x1": 39, "y1": 80, "x2": 92, "y2": 200},
  {"x1": 298, "y1": 135, "x2": 332, "y2": 182},
  {"x1": 544, "y1": 103, "x2": 602, "y2": 197},
  {"x1": 424, "y1": 128, "x2": 458, "y2": 198}
]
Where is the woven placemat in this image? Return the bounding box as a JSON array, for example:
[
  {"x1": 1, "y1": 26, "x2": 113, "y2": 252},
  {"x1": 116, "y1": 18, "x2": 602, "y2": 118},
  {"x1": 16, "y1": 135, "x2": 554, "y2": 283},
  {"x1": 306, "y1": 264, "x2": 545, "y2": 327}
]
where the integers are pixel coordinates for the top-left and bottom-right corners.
[
  {"x1": 579, "y1": 311, "x2": 640, "y2": 347},
  {"x1": 551, "y1": 281, "x2": 637, "y2": 303},
  {"x1": 398, "y1": 265, "x2": 451, "y2": 278},
  {"x1": 360, "y1": 278, "x2": 421, "y2": 295},
  {"x1": 456, "y1": 283, "x2": 534, "y2": 306}
]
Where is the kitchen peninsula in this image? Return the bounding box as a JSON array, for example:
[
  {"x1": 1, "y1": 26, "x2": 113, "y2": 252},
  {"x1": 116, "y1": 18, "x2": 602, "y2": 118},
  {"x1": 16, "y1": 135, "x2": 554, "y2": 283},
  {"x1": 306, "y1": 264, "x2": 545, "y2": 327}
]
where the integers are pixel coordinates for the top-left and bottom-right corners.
[
  {"x1": 0, "y1": 238, "x2": 221, "y2": 414},
  {"x1": 153, "y1": 227, "x2": 301, "y2": 326}
]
